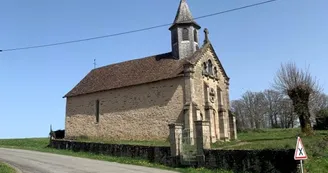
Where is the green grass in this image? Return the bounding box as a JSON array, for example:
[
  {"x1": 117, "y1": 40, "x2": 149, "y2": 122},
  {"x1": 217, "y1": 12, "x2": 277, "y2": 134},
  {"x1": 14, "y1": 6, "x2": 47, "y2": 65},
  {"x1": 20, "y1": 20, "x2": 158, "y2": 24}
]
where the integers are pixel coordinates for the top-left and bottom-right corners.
[
  {"x1": 212, "y1": 128, "x2": 328, "y2": 173},
  {"x1": 0, "y1": 162, "x2": 16, "y2": 173},
  {"x1": 0, "y1": 138, "x2": 228, "y2": 173},
  {"x1": 1, "y1": 128, "x2": 327, "y2": 173}
]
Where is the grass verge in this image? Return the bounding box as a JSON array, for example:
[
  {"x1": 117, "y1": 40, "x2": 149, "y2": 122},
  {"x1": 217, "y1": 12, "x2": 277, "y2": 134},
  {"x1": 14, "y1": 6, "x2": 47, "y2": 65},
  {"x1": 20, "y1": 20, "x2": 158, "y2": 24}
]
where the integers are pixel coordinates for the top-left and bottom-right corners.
[
  {"x1": 0, "y1": 162, "x2": 16, "y2": 173},
  {"x1": 0, "y1": 138, "x2": 229, "y2": 173}
]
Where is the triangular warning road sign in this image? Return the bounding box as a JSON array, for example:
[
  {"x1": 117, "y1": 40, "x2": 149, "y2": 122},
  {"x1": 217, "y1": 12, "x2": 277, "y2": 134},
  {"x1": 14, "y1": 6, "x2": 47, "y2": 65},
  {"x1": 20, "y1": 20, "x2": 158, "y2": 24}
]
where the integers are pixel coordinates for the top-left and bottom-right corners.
[{"x1": 294, "y1": 136, "x2": 307, "y2": 160}]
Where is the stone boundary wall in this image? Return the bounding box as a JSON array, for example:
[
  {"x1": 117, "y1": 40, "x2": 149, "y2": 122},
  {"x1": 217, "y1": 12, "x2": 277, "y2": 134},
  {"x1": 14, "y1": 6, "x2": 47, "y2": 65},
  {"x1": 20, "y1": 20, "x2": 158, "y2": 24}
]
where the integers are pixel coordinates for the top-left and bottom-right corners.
[
  {"x1": 204, "y1": 149, "x2": 299, "y2": 173},
  {"x1": 49, "y1": 139, "x2": 299, "y2": 173},
  {"x1": 49, "y1": 139, "x2": 172, "y2": 166}
]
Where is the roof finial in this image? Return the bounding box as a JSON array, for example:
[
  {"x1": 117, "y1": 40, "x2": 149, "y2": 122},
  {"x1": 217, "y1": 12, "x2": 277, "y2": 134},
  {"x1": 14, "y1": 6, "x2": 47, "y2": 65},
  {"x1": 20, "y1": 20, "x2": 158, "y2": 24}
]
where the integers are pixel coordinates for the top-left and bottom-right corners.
[{"x1": 204, "y1": 28, "x2": 210, "y2": 44}]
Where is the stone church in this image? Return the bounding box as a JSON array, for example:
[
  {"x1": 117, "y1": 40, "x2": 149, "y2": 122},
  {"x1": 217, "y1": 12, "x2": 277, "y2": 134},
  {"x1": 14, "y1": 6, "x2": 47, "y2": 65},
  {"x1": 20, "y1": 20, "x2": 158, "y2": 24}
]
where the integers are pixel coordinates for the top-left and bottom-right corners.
[{"x1": 64, "y1": 0, "x2": 237, "y2": 143}]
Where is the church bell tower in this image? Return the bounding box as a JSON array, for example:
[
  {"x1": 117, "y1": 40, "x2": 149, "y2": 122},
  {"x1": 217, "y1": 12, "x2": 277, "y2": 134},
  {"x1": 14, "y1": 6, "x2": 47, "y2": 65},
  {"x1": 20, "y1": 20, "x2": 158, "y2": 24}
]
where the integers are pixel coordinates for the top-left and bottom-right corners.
[{"x1": 169, "y1": 0, "x2": 201, "y2": 59}]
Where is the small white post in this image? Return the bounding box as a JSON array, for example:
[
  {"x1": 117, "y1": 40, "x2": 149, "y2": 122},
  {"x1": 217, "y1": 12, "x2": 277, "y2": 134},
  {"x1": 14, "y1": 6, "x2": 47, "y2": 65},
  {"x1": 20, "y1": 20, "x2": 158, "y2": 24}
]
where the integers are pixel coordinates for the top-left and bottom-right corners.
[{"x1": 300, "y1": 160, "x2": 304, "y2": 173}]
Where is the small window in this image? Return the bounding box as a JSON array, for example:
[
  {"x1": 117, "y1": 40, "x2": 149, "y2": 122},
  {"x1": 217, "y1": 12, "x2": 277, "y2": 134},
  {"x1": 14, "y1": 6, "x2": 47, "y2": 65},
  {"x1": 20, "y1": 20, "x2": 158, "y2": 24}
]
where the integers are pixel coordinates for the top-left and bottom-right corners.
[
  {"x1": 208, "y1": 60, "x2": 213, "y2": 75},
  {"x1": 171, "y1": 30, "x2": 177, "y2": 44},
  {"x1": 194, "y1": 29, "x2": 198, "y2": 42},
  {"x1": 95, "y1": 100, "x2": 100, "y2": 123},
  {"x1": 182, "y1": 28, "x2": 189, "y2": 41}
]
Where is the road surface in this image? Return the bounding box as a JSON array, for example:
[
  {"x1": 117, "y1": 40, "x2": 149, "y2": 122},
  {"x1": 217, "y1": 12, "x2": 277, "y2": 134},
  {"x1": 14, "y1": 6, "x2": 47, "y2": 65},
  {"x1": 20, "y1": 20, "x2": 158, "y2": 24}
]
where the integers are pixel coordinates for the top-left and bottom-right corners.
[{"x1": 0, "y1": 148, "x2": 177, "y2": 173}]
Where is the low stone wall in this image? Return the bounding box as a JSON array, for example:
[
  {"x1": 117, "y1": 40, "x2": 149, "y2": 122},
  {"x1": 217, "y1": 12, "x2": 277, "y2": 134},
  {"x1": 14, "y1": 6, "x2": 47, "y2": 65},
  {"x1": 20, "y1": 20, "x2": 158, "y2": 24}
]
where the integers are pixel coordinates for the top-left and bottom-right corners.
[
  {"x1": 49, "y1": 140, "x2": 299, "y2": 172},
  {"x1": 49, "y1": 139, "x2": 172, "y2": 166},
  {"x1": 204, "y1": 149, "x2": 299, "y2": 173}
]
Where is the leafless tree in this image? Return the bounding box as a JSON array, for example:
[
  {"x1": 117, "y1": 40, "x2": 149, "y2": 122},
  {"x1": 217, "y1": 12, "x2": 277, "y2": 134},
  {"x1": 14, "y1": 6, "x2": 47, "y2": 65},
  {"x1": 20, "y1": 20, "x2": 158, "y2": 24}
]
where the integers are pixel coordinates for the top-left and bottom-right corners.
[
  {"x1": 279, "y1": 98, "x2": 298, "y2": 128},
  {"x1": 240, "y1": 91, "x2": 267, "y2": 129},
  {"x1": 309, "y1": 92, "x2": 328, "y2": 116},
  {"x1": 231, "y1": 99, "x2": 248, "y2": 131},
  {"x1": 262, "y1": 89, "x2": 284, "y2": 128},
  {"x1": 273, "y1": 62, "x2": 321, "y2": 135}
]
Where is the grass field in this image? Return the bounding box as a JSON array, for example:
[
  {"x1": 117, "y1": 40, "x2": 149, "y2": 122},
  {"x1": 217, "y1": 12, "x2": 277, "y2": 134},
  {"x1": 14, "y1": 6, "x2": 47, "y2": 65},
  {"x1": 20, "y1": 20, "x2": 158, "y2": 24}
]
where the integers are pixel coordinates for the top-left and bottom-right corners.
[
  {"x1": 212, "y1": 128, "x2": 328, "y2": 172},
  {"x1": 0, "y1": 162, "x2": 16, "y2": 173},
  {"x1": 0, "y1": 128, "x2": 327, "y2": 173}
]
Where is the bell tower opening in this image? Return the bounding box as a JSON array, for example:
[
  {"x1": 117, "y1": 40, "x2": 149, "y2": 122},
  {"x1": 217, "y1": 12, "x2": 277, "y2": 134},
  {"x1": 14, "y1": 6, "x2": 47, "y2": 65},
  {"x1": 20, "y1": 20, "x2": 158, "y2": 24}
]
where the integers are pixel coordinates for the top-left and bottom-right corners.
[{"x1": 169, "y1": 0, "x2": 201, "y2": 59}]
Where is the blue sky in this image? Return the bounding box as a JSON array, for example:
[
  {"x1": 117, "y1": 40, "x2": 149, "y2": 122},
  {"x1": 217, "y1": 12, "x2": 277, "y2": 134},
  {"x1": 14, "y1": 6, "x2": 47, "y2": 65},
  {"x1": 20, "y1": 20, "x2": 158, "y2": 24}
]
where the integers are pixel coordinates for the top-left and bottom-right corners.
[{"x1": 0, "y1": 0, "x2": 327, "y2": 138}]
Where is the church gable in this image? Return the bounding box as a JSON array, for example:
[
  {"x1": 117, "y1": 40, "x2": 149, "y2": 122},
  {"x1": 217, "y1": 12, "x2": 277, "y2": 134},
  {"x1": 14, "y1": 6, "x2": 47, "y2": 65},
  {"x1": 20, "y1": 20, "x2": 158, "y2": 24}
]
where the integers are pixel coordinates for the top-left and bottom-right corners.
[
  {"x1": 187, "y1": 42, "x2": 229, "y2": 83},
  {"x1": 199, "y1": 43, "x2": 229, "y2": 83}
]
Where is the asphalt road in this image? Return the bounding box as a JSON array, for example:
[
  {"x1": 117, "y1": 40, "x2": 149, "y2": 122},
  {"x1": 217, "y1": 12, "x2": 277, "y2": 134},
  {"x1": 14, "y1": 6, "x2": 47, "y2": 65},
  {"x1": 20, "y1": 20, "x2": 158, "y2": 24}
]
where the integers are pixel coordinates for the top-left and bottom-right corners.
[{"x1": 0, "y1": 148, "x2": 177, "y2": 173}]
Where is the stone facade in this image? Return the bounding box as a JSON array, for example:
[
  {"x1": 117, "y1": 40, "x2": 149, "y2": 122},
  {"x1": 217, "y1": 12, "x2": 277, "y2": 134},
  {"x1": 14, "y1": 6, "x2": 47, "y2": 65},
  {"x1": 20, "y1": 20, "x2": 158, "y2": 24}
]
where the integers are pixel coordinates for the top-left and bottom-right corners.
[
  {"x1": 65, "y1": 77, "x2": 185, "y2": 141},
  {"x1": 191, "y1": 49, "x2": 231, "y2": 143}
]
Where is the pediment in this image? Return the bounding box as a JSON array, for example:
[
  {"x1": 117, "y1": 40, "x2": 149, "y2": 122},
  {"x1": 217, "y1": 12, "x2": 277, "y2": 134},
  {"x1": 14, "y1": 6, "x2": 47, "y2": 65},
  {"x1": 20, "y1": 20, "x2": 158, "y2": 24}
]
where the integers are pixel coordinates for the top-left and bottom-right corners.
[{"x1": 190, "y1": 42, "x2": 230, "y2": 83}]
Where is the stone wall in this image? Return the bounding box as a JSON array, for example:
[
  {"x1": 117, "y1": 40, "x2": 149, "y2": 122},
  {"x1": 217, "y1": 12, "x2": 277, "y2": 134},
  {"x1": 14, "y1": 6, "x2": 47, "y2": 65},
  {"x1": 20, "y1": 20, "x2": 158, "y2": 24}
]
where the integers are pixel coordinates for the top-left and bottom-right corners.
[
  {"x1": 65, "y1": 77, "x2": 184, "y2": 141},
  {"x1": 203, "y1": 149, "x2": 299, "y2": 173},
  {"x1": 49, "y1": 139, "x2": 171, "y2": 166},
  {"x1": 49, "y1": 139, "x2": 299, "y2": 173}
]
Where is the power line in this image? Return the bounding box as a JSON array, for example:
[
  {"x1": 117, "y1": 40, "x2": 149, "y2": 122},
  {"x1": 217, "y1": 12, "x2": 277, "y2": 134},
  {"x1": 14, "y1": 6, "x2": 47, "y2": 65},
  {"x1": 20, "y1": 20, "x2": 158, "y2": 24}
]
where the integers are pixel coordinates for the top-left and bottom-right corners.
[{"x1": 0, "y1": 0, "x2": 279, "y2": 53}]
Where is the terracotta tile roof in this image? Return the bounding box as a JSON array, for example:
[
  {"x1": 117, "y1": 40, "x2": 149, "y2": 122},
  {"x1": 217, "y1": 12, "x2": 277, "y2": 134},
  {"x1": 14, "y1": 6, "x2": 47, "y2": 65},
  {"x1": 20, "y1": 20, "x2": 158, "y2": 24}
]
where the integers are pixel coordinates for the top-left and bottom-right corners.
[
  {"x1": 64, "y1": 52, "x2": 186, "y2": 98},
  {"x1": 64, "y1": 42, "x2": 229, "y2": 98}
]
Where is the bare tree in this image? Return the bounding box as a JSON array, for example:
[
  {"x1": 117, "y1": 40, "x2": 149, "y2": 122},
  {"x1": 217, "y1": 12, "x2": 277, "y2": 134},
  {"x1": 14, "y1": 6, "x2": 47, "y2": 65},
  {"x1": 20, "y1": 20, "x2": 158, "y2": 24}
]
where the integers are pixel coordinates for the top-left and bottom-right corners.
[
  {"x1": 279, "y1": 98, "x2": 298, "y2": 128},
  {"x1": 273, "y1": 62, "x2": 321, "y2": 135},
  {"x1": 263, "y1": 89, "x2": 284, "y2": 128},
  {"x1": 309, "y1": 92, "x2": 328, "y2": 116},
  {"x1": 241, "y1": 91, "x2": 267, "y2": 129},
  {"x1": 231, "y1": 99, "x2": 248, "y2": 131}
]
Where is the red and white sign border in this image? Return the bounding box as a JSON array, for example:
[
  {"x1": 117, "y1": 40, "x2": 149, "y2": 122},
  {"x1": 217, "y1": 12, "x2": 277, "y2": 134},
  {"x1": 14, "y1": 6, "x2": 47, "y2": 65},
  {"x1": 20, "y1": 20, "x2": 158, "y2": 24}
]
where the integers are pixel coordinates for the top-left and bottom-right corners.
[{"x1": 294, "y1": 136, "x2": 307, "y2": 160}]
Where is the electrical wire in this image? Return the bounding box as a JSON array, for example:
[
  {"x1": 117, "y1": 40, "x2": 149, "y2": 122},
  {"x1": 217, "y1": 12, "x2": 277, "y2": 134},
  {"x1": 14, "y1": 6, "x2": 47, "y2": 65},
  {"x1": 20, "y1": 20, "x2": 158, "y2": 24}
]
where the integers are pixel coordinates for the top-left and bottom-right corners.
[{"x1": 0, "y1": 0, "x2": 279, "y2": 52}]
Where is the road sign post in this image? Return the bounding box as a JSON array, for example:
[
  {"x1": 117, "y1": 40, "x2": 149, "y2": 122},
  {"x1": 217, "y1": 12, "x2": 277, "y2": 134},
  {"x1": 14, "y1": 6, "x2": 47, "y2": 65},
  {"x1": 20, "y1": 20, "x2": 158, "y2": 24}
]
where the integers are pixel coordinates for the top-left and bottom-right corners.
[{"x1": 294, "y1": 136, "x2": 307, "y2": 173}]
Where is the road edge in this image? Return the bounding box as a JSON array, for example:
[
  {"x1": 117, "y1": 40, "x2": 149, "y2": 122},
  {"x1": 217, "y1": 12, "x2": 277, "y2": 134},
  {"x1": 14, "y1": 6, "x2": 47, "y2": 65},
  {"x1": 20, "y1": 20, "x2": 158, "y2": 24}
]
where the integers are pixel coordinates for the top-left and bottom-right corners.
[{"x1": 1, "y1": 161, "x2": 22, "y2": 173}]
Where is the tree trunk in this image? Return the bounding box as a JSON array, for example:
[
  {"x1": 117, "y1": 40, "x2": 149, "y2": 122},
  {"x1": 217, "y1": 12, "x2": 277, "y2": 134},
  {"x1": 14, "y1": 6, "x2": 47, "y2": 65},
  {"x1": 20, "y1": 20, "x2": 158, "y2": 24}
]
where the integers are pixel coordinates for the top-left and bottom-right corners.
[
  {"x1": 290, "y1": 112, "x2": 294, "y2": 128},
  {"x1": 289, "y1": 88, "x2": 314, "y2": 136},
  {"x1": 274, "y1": 113, "x2": 278, "y2": 128},
  {"x1": 270, "y1": 114, "x2": 274, "y2": 128},
  {"x1": 296, "y1": 104, "x2": 313, "y2": 135},
  {"x1": 255, "y1": 116, "x2": 261, "y2": 129}
]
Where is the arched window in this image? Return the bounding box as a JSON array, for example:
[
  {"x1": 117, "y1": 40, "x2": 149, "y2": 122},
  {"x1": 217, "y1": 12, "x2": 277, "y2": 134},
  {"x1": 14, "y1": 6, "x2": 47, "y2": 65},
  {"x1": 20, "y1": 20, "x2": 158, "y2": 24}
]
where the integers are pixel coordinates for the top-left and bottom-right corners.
[
  {"x1": 214, "y1": 67, "x2": 218, "y2": 77},
  {"x1": 194, "y1": 29, "x2": 198, "y2": 42},
  {"x1": 207, "y1": 60, "x2": 213, "y2": 75},
  {"x1": 182, "y1": 28, "x2": 189, "y2": 41},
  {"x1": 202, "y1": 62, "x2": 207, "y2": 74}
]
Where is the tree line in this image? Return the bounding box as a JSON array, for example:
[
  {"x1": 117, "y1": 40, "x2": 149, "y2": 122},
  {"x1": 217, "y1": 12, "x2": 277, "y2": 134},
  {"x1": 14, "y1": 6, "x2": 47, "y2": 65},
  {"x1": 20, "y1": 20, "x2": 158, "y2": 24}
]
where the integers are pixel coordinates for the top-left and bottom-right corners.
[
  {"x1": 230, "y1": 62, "x2": 327, "y2": 135},
  {"x1": 231, "y1": 89, "x2": 328, "y2": 131}
]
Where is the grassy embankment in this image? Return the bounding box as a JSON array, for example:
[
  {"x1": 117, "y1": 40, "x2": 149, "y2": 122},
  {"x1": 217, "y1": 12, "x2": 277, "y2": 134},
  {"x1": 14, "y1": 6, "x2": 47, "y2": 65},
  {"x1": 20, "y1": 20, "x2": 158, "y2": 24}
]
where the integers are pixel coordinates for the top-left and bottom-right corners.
[
  {"x1": 0, "y1": 138, "x2": 229, "y2": 173},
  {"x1": 0, "y1": 128, "x2": 327, "y2": 173},
  {"x1": 212, "y1": 128, "x2": 328, "y2": 172},
  {"x1": 0, "y1": 162, "x2": 16, "y2": 173}
]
